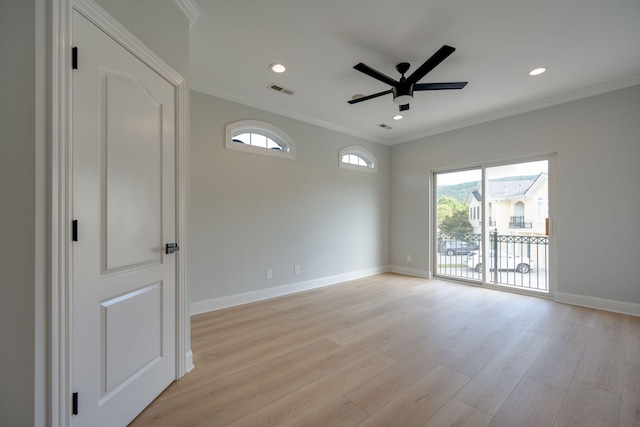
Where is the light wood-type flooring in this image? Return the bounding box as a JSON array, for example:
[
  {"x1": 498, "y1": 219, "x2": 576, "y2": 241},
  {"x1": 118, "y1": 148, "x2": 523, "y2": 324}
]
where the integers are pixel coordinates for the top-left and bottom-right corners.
[{"x1": 130, "y1": 273, "x2": 640, "y2": 426}]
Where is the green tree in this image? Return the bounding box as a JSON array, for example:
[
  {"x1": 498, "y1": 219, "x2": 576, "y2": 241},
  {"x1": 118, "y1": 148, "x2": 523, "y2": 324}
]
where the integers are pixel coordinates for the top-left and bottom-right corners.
[
  {"x1": 437, "y1": 204, "x2": 453, "y2": 228},
  {"x1": 438, "y1": 196, "x2": 465, "y2": 213},
  {"x1": 437, "y1": 196, "x2": 470, "y2": 230},
  {"x1": 440, "y1": 208, "x2": 473, "y2": 234}
]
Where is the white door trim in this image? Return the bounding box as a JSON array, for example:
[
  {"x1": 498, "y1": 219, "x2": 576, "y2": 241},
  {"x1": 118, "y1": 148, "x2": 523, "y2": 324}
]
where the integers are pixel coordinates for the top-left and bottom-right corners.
[{"x1": 49, "y1": 1, "x2": 191, "y2": 425}]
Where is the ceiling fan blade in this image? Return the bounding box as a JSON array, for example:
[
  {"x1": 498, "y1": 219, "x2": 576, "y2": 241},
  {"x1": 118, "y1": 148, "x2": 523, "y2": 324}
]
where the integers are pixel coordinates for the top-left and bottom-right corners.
[
  {"x1": 347, "y1": 89, "x2": 393, "y2": 104},
  {"x1": 405, "y1": 45, "x2": 456, "y2": 85},
  {"x1": 414, "y1": 82, "x2": 468, "y2": 91},
  {"x1": 399, "y1": 104, "x2": 410, "y2": 111},
  {"x1": 353, "y1": 63, "x2": 398, "y2": 86}
]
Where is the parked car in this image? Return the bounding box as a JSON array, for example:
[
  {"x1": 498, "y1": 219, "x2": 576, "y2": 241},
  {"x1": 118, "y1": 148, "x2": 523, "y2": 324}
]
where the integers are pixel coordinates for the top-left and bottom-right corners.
[
  {"x1": 439, "y1": 240, "x2": 479, "y2": 256},
  {"x1": 467, "y1": 251, "x2": 535, "y2": 273}
]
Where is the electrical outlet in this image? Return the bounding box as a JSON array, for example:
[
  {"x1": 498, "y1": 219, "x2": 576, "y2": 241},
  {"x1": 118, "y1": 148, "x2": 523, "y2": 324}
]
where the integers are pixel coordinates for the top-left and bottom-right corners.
[
  {"x1": 407, "y1": 254, "x2": 412, "y2": 262},
  {"x1": 266, "y1": 268, "x2": 272, "y2": 279},
  {"x1": 294, "y1": 265, "x2": 300, "y2": 275}
]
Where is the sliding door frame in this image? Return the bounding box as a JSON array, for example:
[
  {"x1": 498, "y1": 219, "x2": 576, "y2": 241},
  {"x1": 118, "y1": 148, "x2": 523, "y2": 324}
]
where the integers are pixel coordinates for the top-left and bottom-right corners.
[{"x1": 431, "y1": 153, "x2": 557, "y2": 298}]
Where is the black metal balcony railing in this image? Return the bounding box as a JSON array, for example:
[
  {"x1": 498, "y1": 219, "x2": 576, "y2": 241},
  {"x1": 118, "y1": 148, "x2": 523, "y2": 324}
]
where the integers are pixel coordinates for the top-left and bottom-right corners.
[
  {"x1": 509, "y1": 216, "x2": 532, "y2": 229},
  {"x1": 436, "y1": 232, "x2": 548, "y2": 291}
]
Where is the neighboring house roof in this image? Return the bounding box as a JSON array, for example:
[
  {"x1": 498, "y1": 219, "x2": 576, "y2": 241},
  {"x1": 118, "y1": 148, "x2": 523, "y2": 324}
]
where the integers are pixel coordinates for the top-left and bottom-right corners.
[
  {"x1": 467, "y1": 190, "x2": 482, "y2": 205},
  {"x1": 488, "y1": 179, "x2": 535, "y2": 199},
  {"x1": 468, "y1": 173, "x2": 546, "y2": 202}
]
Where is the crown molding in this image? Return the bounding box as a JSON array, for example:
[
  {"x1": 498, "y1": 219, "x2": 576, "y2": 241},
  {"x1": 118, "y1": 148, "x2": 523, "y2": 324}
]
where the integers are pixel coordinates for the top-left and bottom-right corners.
[
  {"x1": 391, "y1": 74, "x2": 640, "y2": 145},
  {"x1": 174, "y1": 0, "x2": 200, "y2": 31},
  {"x1": 191, "y1": 74, "x2": 640, "y2": 148},
  {"x1": 190, "y1": 80, "x2": 389, "y2": 144}
]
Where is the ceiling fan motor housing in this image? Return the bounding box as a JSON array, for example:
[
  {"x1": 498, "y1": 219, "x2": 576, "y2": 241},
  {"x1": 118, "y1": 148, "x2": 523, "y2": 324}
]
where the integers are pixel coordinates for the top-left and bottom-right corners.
[{"x1": 393, "y1": 83, "x2": 414, "y2": 105}]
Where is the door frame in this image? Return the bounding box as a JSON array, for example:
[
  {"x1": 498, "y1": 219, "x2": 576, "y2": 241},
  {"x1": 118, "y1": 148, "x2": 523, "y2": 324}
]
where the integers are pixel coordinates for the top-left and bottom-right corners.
[
  {"x1": 49, "y1": 1, "x2": 192, "y2": 425},
  {"x1": 430, "y1": 153, "x2": 557, "y2": 298}
]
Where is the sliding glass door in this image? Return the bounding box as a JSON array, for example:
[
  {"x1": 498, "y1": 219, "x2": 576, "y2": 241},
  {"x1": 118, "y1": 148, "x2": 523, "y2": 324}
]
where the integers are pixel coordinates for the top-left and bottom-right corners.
[{"x1": 434, "y1": 158, "x2": 550, "y2": 294}]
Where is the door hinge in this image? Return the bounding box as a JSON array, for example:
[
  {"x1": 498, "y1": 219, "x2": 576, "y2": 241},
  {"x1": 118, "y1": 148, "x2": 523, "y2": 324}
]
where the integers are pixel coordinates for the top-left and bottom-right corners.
[
  {"x1": 166, "y1": 243, "x2": 180, "y2": 254},
  {"x1": 72, "y1": 392, "x2": 79, "y2": 415},
  {"x1": 72, "y1": 47, "x2": 78, "y2": 69},
  {"x1": 72, "y1": 220, "x2": 78, "y2": 241}
]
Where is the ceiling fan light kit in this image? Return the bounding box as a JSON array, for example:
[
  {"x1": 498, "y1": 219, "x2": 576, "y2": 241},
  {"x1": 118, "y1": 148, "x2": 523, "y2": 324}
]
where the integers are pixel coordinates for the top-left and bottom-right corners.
[{"x1": 348, "y1": 45, "x2": 468, "y2": 111}]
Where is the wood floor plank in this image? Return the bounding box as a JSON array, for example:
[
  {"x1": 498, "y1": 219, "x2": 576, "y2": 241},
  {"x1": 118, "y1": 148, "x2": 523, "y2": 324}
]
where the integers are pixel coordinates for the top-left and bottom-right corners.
[
  {"x1": 344, "y1": 348, "x2": 445, "y2": 415},
  {"x1": 626, "y1": 315, "x2": 640, "y2": 364},
  {"x1": 128, "y1": 380, "x2": 272, "y2": 427},
  {"x1": 129, "y1": 273, "x2": 640, "y2": 427},
  {"x1": 424, "y1": 397, "x2": 492, "y2": 427},
  {"x1": 553, "y1": 380, "x2": 620, "y2": 427},
  {"x1": 443, "y1": 298, "x2": 542, "y2": 378},
  {"x1": 526, "y1": 323, "x2": 592, "y2": 390},
  {"x1": 565, "y1": 305, "x2": 599, "y2": 327},
  {"x1": 327, "y1": 306, "x2": 428, "y2": 348},
  {"x1": 176, "y1": 338, "x2": 343, "y2": 394},
  {"x1": 228, "y1": 351, "x2": 396, "y2": 427},
  {"x1": 193, "y1": 315, "x2": 298, "y2": 354},
  {"x1": 289, "y1": 397, "x2": 369, "y2": 427},
  {"x1": 200, "y1": 318, "x2": 346, "y2": 373},
  {"x1": 455, "y1": 331, "x2": 550, "y2": 415},
  {"x1": 356, "y1": 365, "x2": 470, "y2": 427},
  {"x1": 594, "y1": 310, "x2": 629, "y2": 337},
  {"x1": 191, "y1": 306, "x2": 280, "y2": 341},
  {"x1": 620, "y1": 361, "x2": 640, "y2": 427},
  {"x1": 488, "y1": 377, "x2": 565, "y2": 427},
  {"x1": 257, "y1": 343, "x2": 373, "y2": 401},
  {"x1": 573, "y1": 329, "x2": 626, "y2": 395},
  {"x1": 525, "y1": 300, "x2": 573, "y2": 338}
]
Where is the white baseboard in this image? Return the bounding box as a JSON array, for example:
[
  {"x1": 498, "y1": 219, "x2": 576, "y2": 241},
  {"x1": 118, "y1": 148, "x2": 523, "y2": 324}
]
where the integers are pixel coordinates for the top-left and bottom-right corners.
[
  {"x1": 184, "y1": 350, "x2": 194, "y2": 373},
  {"x1": 388, "y1": 265, "x2": 431, "y2": 279},
  {"x1": 190, "y1": 266, "x2": 389, "y2": 315},
  {"x1": 555, "y1": 292, "x2": 640, "y2": 317}
]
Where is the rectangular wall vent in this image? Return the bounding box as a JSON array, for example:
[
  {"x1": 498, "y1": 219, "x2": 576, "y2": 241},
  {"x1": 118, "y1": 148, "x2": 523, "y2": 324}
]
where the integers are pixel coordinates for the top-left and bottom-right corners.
[{"x1": 268, "y1": 84, "x2": 294, "y2": 95}]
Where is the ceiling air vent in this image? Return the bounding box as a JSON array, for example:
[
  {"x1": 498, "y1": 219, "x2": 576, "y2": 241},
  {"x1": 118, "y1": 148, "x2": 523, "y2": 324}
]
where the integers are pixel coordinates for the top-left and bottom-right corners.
[
  {"x1": 268, "y1": 84, "x2": 294, "y2": 95},
  {"x1": 378, "y1": 123, "x2": 393, "y2": 130}
]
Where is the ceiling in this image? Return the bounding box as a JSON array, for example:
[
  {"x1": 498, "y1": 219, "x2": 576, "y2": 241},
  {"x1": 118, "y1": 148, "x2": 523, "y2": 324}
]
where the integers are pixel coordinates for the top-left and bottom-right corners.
[{"x1": 189, "y1": 0, "x2": 640, "y2": 145}]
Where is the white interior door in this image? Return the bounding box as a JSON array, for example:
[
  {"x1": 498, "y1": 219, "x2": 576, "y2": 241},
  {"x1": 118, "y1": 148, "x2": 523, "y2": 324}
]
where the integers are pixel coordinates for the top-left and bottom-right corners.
[{"x1": 72, "y1": 10, "x2": 176, "y2": 426}]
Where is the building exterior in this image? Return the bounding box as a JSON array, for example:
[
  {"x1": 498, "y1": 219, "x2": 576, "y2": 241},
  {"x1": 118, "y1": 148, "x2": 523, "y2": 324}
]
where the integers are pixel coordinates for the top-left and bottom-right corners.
[{"x1": 467, "y1": 173, "x2": 548, "y2": 236}]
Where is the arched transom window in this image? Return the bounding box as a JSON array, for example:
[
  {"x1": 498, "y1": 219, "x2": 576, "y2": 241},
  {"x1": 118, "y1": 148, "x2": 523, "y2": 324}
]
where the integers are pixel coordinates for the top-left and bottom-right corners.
[
  {"x1": 225, "y1": 120, "x2": 295, "y2": 160},
  {"x1": 338, "y1": 146, "x2": 377, "y2": 173}
]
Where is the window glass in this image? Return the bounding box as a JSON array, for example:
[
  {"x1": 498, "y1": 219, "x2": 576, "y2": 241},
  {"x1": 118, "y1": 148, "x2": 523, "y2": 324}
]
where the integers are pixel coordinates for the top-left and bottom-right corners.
[
  {"x1": 234, "y1": 133, "x2": 251, "y2": 145},
  {"x1": 251, "y1": 133, "x2": 267, "y2": 148},
  {"x1": 338, "y1": 146, "x2": 377, "y2": 172},
  {"x1": 225, "y1": 120, "x2": 295, "y2": 160}
]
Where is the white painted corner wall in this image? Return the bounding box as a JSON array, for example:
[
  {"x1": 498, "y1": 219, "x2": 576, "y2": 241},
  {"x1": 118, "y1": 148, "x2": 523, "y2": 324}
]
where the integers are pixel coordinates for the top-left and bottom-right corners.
[
  {"x1": 389, "y1": 84, "x2": 640, "y2": 312},
  {"x1": 189, "y1": 85, "x2": 640, "y2": 320},
  {"x1": 188, "y1": 91, "x2": 391, "y2": 310},
  {"x1": 191, "y1": 266, "x2": 390, "y2": 314}
]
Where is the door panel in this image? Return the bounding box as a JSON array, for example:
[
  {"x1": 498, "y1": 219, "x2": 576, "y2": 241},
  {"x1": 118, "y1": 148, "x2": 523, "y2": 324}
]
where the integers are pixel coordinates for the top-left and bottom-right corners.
[
  {"x1": 102, "y1": 69, "x2": 163, "y2": 272},
  {"x1": 72, "y1": 10, "x2": 176, "y2": 426},
  {"x1": 100, "y1": 282, "x2": 163, "y2": 398}
]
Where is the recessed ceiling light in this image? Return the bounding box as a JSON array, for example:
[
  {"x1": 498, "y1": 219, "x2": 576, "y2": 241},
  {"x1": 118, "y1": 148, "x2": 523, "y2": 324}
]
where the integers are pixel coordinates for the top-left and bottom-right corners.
[
  {"x1": 392, "y1": 114, "x2": 403, "y2": 120},
  {"x1": 529, "y1": 67, "x2": 546, "y2": 76},
  {"x1": 270, "y1": 63, "x2": 286, "y2": 73}
]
